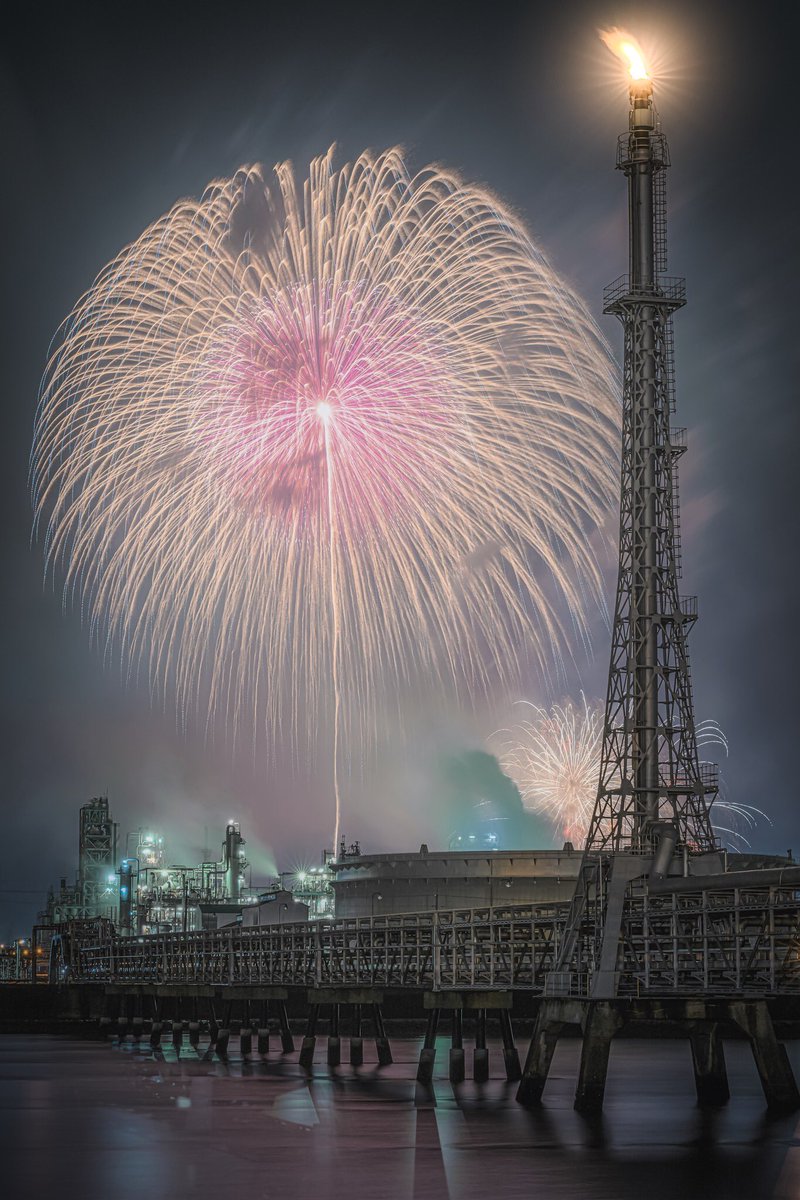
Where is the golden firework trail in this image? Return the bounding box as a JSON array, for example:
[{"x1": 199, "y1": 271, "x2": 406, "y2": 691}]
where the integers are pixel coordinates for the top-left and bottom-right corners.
[{"x1": 32, "y1": 148, "x2": 620, "y2": 845}]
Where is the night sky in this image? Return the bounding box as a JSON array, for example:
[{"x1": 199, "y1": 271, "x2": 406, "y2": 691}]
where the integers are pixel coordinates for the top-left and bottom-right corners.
[{"x1": 1, "y1": 0, "x2": 797, "y2": 941}]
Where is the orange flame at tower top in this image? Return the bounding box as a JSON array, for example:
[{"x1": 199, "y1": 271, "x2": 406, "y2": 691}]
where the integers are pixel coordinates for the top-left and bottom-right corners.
[{"x1": 599, "y1": 27, "x2": 650, "y2": 81}]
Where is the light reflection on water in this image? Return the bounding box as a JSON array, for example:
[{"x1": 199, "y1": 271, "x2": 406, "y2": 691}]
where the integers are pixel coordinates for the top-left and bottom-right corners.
[{"x1": 1, "y1": 1035, "x2": 799, "y2": 1199}]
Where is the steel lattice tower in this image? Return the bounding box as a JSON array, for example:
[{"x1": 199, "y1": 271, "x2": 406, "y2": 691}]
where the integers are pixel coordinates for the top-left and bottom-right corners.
[{"x1": 583, "y1": 77, "x2": 717, "y2": 854}]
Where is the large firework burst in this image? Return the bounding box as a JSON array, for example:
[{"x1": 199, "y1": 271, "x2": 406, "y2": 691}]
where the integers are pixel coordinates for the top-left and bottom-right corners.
[{"x1": 32, "y1": 148, "x2": 619, "y2": 841}]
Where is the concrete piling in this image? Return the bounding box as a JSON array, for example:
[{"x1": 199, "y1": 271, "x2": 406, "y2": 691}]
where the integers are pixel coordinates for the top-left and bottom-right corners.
[
  {"x1": 499, "y1": 1009, "x2": 522, "y2": 1082},
  {"x1": 473, "y1": 1008, "x2": 489, "y2": 1083},
  {"x1": 372, "y1": 1003, "x2": 393, "y2": 1067},
  {"x1": 516, "y1": 1000, "x2": 568, "y2": 1106},
  {"x1": 207, "y1": 999, "x2": 219, "y2": 1049},
  {"x1": 350, "y1": 1004, "x2": 363, "y2": 1067},
  {"x1": 82, "y1": 983, "x2": 799, "y2": 1116},
  {"x1": 516, "y1": 996, "x2": 800, "y2": 1114},
  {"x1": 449, "y1": 1008, "x2": 465, "y2": 1084},
  {"x1": 417, "y1": 1008, "x2": 440, "y2": 1084},
  {"x1": 277, "y1": 1001, "x2": 294, "y2": 1053},
  {"x1": 327, "y1": 1003, "x2": 341, "y2": 1068},
  {"x1": 257, "y1": 999, "x2": 270, "y2": 1054},
  {"x1": 730, "y1": 1000, "x2": 800, "y2": 1113},
  {"x1": 688, "y1": 1021, "x2": 729, "y2": 1106},
  {"x1": 574, "y1": 1002, "x2": 623, "y2": 1113},
  {"x1": 299, "y1": 1004, "x2": 319, "y2": 1071}
]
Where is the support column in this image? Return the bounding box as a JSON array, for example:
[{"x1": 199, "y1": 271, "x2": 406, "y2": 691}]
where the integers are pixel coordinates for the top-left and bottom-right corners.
[
  {"x1": 119, "y1": 994, "x2": 134, "y2": 1040},
  {"x1": 730, "y1": 1001, "x2": 800, "y2": 1113},
  {"x1": 473, "y1": 1008, "x2": 489, "y2": 1083},
  {"x1": 373, "y1": 1003, "x2": 393, "y2": 1067},
  {"x1": 257, "y1": 1000, "x2": 270, "y2": 1055},
  {"x1": 240, "y1": 1001, "x2": 253, "y2": 1057},
  {"x1": 574, "y1": 1001, "x2": 623, "y2": 1114},
  {"x1": 516, "y1": 1001, "x2": 565, "y2": 1106},
  {"x1": 299, "y1": 1004, "x2": 319, "y2": 1071},
  {"x1": 188, "y1": 998, "x2": 200, "y2": 1048},
  {"x1": 116, "y1": 999, "x2": 128, "y2": 1041},
  {"x1": 131, "y1": 994, "x2": 143, "y2": 1040},
  {"x1": 99, "y1": 991, "x2": 112, "y2": 1035},
  {"x1": 449, "y1": 1008, "x2": 465, "y2": 1084},
  {"x1": 350, "y1": 1004, "x2": 363, "y2": 1067},
  {"x1": 277, "y1": 1001, "x2": 294, "y2": 1053},
  {"x1": 171, "y1": 1001, "x2": 184, "y2": 1053},
  {"x1": 215, "y1": 1001, "x2": 231, "y2": 1058},
  {"x1": 207, "y1": 999, "x2": 219, "y2": 1047},
  {"x1": 327, "y1": 1003, "x2": 341, "y2": 1068},
  {"x1": 499, "y1": 1008, "x2": 521, "y2": 1082},
  {"x1": 149, "y1": 995, "x2": 163, "y2": 1047},
  {"x1": 688, "y1": 1021, "x2": 729, "y2": 1106},
  {"x1": 417, "y1": 1008, "x2": 440, "y2": 1084}
]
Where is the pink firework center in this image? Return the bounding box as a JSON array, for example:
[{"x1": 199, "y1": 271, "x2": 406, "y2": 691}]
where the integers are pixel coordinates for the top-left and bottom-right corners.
[{"x1": 200, "y1": 282, "x2": 458, "y2": 531}]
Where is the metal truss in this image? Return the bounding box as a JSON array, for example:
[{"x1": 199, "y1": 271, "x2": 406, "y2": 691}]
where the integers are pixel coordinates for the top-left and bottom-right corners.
[
  {"x1": 58, "y1": 883, "x2": 800, "y2": 997},
  {"x1": 63, "y1": 904, "x2": 569, "y2": 991},
  {"x1": 584, "y1": 97, "x2": 716, "y2": 854},
  {"x1": 618, "y1": 885, "x2": 800, "y2": 995}
]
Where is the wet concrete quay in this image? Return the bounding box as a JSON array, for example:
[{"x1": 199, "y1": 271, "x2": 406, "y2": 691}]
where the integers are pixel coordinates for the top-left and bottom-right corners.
[{"x1": 2, "y1": 1034, "x2": 800, "y2": 1199}]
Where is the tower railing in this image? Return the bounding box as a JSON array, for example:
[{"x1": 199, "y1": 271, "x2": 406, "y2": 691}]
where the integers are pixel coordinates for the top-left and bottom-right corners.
[{"x1": 602, "y1": 274, "x2": 686, "y2": 309}]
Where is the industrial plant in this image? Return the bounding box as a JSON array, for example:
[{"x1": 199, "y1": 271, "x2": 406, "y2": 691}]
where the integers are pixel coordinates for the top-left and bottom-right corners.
[
  {"x1": 36, "y1": 795, "x2": 588, "y2": 936},
  {"x1": 38, "y1": 796, "x2": 332, "y2": 939},
  {"x1": 33, "y1": 790, "x2": 790, "y2": 949}
]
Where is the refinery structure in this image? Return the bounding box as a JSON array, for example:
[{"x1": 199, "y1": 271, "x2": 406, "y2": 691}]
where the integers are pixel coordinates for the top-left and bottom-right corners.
[
  {"x1": 39, "y1": 797, "x2": 588, "y2": 932},
  {"x1": 40, "y1": 797, "x2": 333, "y2": 936}
]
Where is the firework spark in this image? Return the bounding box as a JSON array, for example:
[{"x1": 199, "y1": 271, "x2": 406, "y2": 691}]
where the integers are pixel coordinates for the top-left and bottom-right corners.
[
  {"x1": 696, "y1": 720, "x2": 771, "y2": 849},
  {"x1": 498, "y1": 705, "x2": 769, "y2": 850},
  {"x1": 696, "y1": 719, "x2": 729, "y2": 757},
  {"x1": 32, "y1": 148, "x2": 619, "y2": 843}
]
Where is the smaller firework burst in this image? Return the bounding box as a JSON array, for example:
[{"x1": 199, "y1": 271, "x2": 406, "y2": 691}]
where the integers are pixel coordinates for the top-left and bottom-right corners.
[
  {"x1": 496, "y1": 706, "x2": 770, "y2": 851},
  {"x1": 494, "y1": 694, "x2": 603, "y2": 846}
]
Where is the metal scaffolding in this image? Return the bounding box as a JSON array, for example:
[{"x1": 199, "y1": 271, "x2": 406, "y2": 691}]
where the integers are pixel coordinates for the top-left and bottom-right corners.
[
  {"x1": 52, "y1": 883, "x2": 800, "y2": 996},
  {"x1": 584, "y1": 82, "x2": 717, "y2": 853}
]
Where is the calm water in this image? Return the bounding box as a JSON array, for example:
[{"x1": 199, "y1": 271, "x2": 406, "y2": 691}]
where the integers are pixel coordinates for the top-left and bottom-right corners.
[{"x1": 1, "y1": 1033, "x2": 799, "y2": 1199}]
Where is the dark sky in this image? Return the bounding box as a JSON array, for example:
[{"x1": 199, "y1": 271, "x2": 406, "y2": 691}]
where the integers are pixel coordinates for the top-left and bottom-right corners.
[{"x1": 1, "y1": 0, "x2": 798, "y2": 940}]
